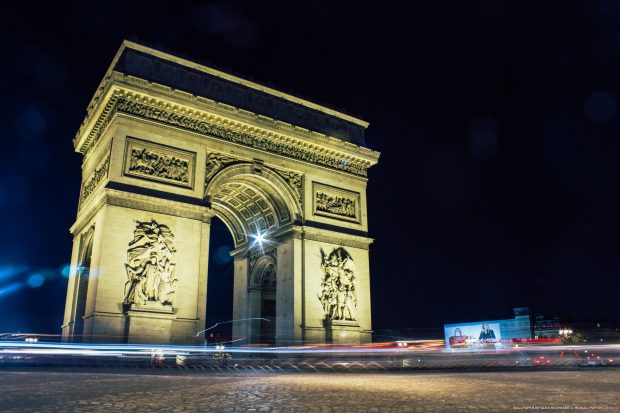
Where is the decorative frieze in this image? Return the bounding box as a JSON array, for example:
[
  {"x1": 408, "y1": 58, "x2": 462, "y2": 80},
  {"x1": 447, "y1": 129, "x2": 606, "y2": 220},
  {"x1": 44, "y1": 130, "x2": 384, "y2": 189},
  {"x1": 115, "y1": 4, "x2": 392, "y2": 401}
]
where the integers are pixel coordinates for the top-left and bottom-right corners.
[
  {"x1": 318, "y1": 247, "x2": 357, "y2": 321},
  {"x1": 123, "y1": 137, "x2": 196, "y2": 189},
  {"x1": 123, "y1": 220, "x2": 178, "y2": 307},
  {"x1": 313, "y1": 182, "x2": 361, "y2": 223},
  {"x1": 80, "y1": 154, "x2": 110, "y2": 206},
  {"x1": 112, "y1": 97, "x2": 368, "y2": 177}
]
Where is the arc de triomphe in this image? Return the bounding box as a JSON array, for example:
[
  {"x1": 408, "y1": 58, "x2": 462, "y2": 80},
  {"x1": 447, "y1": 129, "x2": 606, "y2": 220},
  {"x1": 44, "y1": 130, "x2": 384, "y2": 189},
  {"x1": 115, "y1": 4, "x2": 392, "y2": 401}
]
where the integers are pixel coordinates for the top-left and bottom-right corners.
[{"x1": 61, "y1": 41, "x2": 380, "y2": 345}]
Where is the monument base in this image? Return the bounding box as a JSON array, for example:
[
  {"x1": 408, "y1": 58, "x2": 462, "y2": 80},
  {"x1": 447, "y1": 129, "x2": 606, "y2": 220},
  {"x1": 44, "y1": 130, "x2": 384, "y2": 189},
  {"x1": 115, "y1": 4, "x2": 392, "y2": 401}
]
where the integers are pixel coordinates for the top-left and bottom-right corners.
[
  {"x1": 128, "y1": 301, "x2": 175, "y2": 314},
  {"x1": 324, "y1": 319, "x2": 363, "y2": 345},
  {"x1": 125, "y1": 302, "x2": 176, "y2": 344}
]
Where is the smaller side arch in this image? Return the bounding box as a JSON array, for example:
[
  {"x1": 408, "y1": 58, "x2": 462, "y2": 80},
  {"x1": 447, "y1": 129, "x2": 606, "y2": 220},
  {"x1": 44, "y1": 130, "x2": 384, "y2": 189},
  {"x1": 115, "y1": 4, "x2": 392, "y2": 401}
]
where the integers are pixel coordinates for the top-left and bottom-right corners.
[
  {"x1": 247, "y1": 253, "x2": 277, "y2": 345},
  {"x1": 249, "y1": 255, "x2": 277, "y2": 290},
  {"x1": 71, "y1": 225, "x2": 95, "y2": 341}
]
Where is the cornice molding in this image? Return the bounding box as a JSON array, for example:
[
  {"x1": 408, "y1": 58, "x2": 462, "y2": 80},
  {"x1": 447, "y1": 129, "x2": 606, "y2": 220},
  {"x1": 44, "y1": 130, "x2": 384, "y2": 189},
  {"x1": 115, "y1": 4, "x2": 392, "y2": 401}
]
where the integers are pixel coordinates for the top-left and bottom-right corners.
[
  {"x1": 104, "y1": 189, "x2": 213, "y2": 222},
  {"x1": 302, "y1": 226, "x2": 374, "y2": 250},
  {"x1": 70, "y1": 187, "x2": 106, "y2": 236},
  {"x1": 75, "y1": 77, "x2": 379, "y2": 176},
  {"x1": 71, "y1": 188, "x2": 213, "y2": 235},
  {"x1": 107, "y1": 70, "x2": 376, "y2": 158},
  {"x1": 110, "y1": 41, "x2": 369, "y2": 127}
]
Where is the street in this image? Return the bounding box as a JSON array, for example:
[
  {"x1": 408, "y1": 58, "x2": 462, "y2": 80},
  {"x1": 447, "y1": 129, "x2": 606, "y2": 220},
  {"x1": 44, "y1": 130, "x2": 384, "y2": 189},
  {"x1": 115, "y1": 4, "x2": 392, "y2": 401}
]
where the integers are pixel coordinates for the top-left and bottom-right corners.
[{"x1": 0, "y1": 368, "x2": 617, "y2": 412}]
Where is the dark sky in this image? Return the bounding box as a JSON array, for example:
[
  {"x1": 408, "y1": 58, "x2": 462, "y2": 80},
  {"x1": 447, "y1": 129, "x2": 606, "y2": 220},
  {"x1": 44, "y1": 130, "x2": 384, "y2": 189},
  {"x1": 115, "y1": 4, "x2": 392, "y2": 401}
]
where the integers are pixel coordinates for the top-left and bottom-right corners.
[{"x1": 1, "y1": 1, "x2": 620, "y2": 336}]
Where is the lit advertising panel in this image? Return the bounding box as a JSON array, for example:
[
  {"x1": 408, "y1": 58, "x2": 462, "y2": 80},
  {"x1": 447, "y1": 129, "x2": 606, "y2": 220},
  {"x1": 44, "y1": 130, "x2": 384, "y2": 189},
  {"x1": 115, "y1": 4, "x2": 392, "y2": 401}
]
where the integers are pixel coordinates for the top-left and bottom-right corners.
[{"x1": 444, "y1": 322, "x2": 502, "y2": 350}]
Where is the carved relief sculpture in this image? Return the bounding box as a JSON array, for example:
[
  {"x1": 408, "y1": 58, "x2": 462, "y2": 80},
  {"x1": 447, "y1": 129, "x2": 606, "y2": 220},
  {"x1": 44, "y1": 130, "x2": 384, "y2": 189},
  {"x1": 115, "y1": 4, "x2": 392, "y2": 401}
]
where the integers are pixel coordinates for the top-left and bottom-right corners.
[
  {"x1": 129, "y1": 148, "x2": 188, "y2": 183},
  {"x1": 273, "y1": 168, "x2": 303, "y2": 203},
  {"x1": 80, "y1": 154, "x2": 110, "y2": 205},
  {"x1": 107, "y1": 98, "x2": 369, "y2": 177},
  {"x1": 123, "y1": 220, "x2": 178, "y2": 307},
  {"x1": 318, "y1": 247, "x2": 357, "y2": 322},
  {"x1": 316, "y1": 192, "x2": 356, "y2": 218},
  {"x1": 124, "y1": 137, "x2": 195, "y2": 188},
  {"x1": 313, "y1": 183, "x2": 361, "y2": 223},
  {"x1": 204, "y1": 152, "x2": 238, "y2": 187}
]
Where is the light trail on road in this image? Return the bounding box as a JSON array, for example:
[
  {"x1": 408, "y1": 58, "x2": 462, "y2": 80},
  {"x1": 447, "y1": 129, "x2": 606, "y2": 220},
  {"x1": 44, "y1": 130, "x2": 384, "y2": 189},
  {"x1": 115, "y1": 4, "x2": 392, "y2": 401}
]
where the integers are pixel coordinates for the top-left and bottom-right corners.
[{"x1": 1, "y1": 339, "x2": 618, "y2": 371}]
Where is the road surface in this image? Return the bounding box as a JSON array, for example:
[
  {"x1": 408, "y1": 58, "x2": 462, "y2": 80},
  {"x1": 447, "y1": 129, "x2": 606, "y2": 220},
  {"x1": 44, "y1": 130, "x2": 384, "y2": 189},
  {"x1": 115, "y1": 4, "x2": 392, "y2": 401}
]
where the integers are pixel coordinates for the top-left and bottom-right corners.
[{"x1": 0, "y1": 368, "x2": 617, "y2": 412}]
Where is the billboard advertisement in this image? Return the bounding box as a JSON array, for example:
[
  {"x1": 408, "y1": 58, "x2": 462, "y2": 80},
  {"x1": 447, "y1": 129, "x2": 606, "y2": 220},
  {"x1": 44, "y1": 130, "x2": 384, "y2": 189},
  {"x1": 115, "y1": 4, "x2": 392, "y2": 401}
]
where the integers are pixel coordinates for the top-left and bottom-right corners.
[{"x1": 444, "y1": 322, "x2": 502, "y2": 350}]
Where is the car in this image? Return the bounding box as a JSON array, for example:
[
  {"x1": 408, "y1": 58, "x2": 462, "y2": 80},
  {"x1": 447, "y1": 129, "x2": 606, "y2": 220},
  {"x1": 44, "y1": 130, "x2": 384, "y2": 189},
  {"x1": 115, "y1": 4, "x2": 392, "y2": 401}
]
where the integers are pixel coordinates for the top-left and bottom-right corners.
[
  {"x1": 515, "y1": 355, "x2": 552, "y2": 367},
  {"x1": 579, "y1": 353, "x2": 613, "y2": 367},
  {"x1": 534, "y1": 356, "x2": 552, "y2": 366}
]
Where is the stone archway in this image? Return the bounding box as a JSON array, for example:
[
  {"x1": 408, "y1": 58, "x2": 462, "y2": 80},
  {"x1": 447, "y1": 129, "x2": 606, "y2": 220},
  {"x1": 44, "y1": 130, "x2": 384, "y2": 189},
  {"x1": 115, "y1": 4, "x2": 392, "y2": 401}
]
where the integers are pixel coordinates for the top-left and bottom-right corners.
[
  {"x1": 65, "y1": 225, "x2": 94, "y2": 342},
  {"x1": 205, "y1": 162, "x2": 302, "y2": 246},
  {"x1": 204, "y1": 162, "x2": 301, "y2": 344},
  {"x1": 247, "y1": 254, "x2": 277, "y2": 344},
  {"x1": 61, "y1": 41, "x2": 379, "y2": 346}
]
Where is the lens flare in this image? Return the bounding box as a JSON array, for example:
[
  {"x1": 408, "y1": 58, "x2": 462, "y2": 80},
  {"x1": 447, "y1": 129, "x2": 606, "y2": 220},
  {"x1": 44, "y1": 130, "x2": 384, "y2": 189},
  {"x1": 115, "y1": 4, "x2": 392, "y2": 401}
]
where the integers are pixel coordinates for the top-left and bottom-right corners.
[
  {"x1": 249, "y1": 231, "x2": 270, "y2": 250},
  {"x1": 26, "y1": 273, "x2": 45, "y2": 288}
]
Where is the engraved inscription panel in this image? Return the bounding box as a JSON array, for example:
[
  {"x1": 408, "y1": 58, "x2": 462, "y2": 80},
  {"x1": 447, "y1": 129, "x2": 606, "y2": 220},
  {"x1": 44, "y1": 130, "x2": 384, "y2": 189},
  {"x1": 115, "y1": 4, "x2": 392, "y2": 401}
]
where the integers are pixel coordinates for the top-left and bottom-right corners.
[
  {"x1": 123, "y1": 137, "x2": 196, "y2": 189},
  {"x1": 313, "y1": 182, "x2": 361, "y2": 223}
]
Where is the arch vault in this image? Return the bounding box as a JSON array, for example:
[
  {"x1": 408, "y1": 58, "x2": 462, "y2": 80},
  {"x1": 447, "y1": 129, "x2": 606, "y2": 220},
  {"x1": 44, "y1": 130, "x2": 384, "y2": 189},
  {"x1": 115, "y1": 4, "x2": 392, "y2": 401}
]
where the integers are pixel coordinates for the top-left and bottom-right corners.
[{"x1": 61, "y1": 41, "x2": 380, "y2": 345}]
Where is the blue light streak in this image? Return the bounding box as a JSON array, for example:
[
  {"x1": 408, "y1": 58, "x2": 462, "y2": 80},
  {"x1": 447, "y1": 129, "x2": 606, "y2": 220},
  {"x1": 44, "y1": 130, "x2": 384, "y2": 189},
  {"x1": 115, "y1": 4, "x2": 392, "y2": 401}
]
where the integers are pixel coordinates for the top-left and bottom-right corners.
[
  {"x1": 0, "y1": 282, "x2": 23, "y2": 297},
  {"x1": 0, "y1": 265, "x2": 28, "y2": 282}
]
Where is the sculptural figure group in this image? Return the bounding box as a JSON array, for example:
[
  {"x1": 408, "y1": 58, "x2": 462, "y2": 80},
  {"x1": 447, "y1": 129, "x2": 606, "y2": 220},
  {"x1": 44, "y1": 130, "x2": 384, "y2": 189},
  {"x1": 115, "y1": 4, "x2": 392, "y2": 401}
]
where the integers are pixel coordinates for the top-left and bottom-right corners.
[
  {"x1": 316, "y1": 192, "x2": 356, "y2": 218},
  {"x1": 123, "y1": 220, "x2": 178, "y2": 306},
  {"x1": 318, "y1": 247, "x2": 357, "y2": 321},
  {"x1": 129, "y1": 147, "x2": 189, "y2": 183}
]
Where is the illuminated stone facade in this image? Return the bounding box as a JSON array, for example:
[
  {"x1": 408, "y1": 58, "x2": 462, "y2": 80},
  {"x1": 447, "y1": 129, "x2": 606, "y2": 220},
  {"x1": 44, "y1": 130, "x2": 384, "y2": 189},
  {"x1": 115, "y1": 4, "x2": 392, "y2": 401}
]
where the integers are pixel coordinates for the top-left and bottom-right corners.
[{"x1": 61, "y1": 41, "x2": 379, "y2": 345}]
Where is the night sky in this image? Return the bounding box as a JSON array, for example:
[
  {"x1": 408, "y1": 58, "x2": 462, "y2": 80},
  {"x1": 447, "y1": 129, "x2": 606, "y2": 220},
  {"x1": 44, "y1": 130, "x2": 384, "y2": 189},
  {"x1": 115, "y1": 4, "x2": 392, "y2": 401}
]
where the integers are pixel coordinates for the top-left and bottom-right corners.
[{"x1": 1, "y1": 1, "x2": 619, "y2": 336}]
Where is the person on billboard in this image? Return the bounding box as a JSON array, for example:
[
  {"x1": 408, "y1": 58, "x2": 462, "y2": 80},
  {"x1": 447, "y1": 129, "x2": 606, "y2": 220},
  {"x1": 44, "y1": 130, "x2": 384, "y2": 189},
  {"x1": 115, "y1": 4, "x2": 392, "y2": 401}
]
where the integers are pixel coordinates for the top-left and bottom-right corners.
[{"x1": 479, "y1": 324, "x2": 496, "y2": 341}]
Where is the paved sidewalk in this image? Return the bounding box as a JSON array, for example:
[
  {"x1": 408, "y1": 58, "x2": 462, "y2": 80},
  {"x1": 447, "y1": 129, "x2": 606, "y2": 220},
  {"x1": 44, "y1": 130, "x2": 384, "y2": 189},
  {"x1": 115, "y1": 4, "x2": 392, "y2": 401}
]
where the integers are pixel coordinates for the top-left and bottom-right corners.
[{"x1": 0, "y1": 369, "x2": 617, "y2": 412}]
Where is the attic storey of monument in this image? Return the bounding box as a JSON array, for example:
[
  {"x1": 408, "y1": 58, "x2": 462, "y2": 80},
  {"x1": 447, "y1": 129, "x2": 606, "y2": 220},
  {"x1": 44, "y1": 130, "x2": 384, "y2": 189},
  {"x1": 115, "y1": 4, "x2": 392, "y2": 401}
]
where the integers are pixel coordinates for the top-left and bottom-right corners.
[{"x1": 62, "y1": 40, "x2": 380, "y2": 346}]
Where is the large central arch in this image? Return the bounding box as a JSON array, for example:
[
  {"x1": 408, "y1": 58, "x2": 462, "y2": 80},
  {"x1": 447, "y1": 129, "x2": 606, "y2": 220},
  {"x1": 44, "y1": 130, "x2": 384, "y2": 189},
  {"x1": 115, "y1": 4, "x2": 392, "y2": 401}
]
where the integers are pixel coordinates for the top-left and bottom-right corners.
[
  {"x1": 61, "y1": 41, "x2": 379, "y2": 346},
  {"x1": 205, "y1": 163, "x2": 301, "y2": 343},
  {"x1": 206, "y1": 163, "x2": 302, "y2": 247}
]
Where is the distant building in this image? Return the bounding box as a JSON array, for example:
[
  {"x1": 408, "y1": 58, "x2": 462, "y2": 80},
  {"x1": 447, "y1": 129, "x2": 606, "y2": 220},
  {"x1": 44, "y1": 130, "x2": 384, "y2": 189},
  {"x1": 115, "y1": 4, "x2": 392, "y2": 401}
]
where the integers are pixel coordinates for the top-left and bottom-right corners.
[
  {"x1": 533, "y1": 315, "x2": 561, "y2": 339},
  {"x1": 372, "y1": 327, "x2": 444, "y2": 342},
  {"x1": 444, "y1": 307, "x2": 532, "y2": 349}
]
